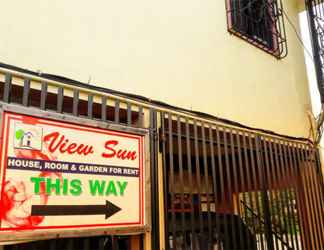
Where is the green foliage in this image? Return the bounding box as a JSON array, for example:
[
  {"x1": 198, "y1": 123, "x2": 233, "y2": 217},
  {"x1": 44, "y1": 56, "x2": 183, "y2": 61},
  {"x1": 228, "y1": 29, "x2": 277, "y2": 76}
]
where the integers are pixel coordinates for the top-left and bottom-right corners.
[{"x1": 240, "y1": 189, "x2": 299, "y2": 235}]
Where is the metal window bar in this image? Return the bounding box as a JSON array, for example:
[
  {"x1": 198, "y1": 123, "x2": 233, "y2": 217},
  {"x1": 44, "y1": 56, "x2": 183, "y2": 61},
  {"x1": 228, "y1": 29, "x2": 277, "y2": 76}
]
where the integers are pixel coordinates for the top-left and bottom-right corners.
[{"x1": 225, "y1": 0, "x2": 288, "y2": 58}]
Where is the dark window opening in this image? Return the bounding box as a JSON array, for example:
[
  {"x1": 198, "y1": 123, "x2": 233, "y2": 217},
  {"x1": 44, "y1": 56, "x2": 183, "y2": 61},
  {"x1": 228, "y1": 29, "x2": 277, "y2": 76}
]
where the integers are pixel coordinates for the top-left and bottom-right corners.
[{"x1": 226, "y1": 0, "x2": 287, "y2": 58}]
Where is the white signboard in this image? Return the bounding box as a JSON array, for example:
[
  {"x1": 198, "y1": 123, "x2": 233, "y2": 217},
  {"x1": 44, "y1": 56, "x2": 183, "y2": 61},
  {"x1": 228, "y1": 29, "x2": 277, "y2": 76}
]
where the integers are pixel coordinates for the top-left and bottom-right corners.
[{"x1": 0, "y1": 111, "x2": 145, "y2": 237}]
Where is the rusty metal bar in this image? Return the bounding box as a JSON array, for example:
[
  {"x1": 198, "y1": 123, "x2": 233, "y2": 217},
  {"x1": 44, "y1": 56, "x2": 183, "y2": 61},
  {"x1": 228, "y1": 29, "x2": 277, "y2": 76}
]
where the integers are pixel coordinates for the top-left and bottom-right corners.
[
  {"x1": 262, "y1": 138, "x2": 280, "y2": 250},
  {"x1": 290, "y1": 145, "x2": 305, "y2": 250},
  {"x1": 229, "y1": 130, "x2": 244, "y2": 249},
  {"x1": 223, "y1": 128, "x2": 238, "y2": 250},
  {"x1": 295, "y1": 146, "x2": 311, "y2": 250},
  {"x1": 208, "y1": 125, "x2": 221, "y2": 250},
  {"x1": 304, "y1": 148, "x2": 323, "y2": 248},
  {"x1": 3, "y1": 73, "x2": 12, "y2": 103},
  {"x1": 278, "y1": 142, "x2": 294, "y2": 249},
  {"x1": 282, "y1": 143, "x2": 297, "y2": 250},
  {"x1": 256, "y1": 136, "x2": 274, "y2": 250},
  {"x1": 176, "y1": 116, "x2": 186, "y2": 247},
  {"x1": 101, "y1": 96, "x2": 107, "y2": 121},
  {"x1": 300, "y1": 147, "x2": 318, "y2": 249},
  {"x1": 161, "y1": 112, "x2": 170, "y2": 250},
  {"x1": 114, "y1": 100, "x2": 120, "y2": 124},
  {"x1": 248, "y1": 134, "x2": 265, "y2": 250},
  {"x1": 168, "y1": 113, "x2": 176, "y2": 249},
  {"x1": 138, "y1": 106, "x2": 143, "y2": 128},
  {"x1": 242, "y1": 132, "x2": 256, "y2": 246},
  {"x1": 127, "y1": 102, "x2": 132, "y2": 126},
  {"x1": 193, "y1": 120, "x2": 204, "y2": 249},
  {"x1": 40, "y1": 82, "x2": 47, "y2": 110},
  {"x1": 72, "y1": 89, "x2": 79, "y2": 116},
  {"x1": 87, "y1": 94, "x2": 93, "y2": 119},
  {"x1": 201, "y1": 123, "x2": 212, "y2": 249},
  {"x1": 57, "y1": 86, "x2": 63, "y2": 113},
  {"x1": 272, "y1": 140, "x2": 289, "y2": 249},
  {"x1": 236, "y1": 132, "x2": 252, "y2": 250},
  {"x1": 185, "y1": 118, "x2": 196, "y2": 250},
  {"x1": 22, "y1": 78, "x2": 30, "y2": 106}
]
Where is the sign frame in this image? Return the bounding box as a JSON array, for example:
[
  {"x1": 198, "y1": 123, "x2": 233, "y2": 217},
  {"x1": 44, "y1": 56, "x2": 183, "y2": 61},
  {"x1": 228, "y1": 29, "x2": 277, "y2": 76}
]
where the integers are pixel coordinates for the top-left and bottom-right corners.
[{"x1": 0, "y1": 103, "x2": 151, "y2": 243}]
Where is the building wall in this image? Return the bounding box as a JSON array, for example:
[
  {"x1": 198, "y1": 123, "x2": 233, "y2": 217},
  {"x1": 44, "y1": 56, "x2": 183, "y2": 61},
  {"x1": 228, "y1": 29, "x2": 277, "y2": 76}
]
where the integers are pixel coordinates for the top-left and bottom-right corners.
[{"x1": 0, "y1": 0, "x2": 311, "y2": 138}]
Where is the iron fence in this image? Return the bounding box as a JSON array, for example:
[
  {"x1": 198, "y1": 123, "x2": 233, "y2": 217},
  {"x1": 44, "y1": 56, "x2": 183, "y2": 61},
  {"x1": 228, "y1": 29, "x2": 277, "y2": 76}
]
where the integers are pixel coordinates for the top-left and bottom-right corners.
[{"x1": 0, "y1": 69, "x2": 323, "y2": 250}]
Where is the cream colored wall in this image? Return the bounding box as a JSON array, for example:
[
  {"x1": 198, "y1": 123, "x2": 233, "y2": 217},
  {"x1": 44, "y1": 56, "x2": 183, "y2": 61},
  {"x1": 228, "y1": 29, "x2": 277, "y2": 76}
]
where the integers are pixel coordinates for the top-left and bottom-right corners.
[{"x1": 0, "y1": 0, "x2": 311, "y2": 138}]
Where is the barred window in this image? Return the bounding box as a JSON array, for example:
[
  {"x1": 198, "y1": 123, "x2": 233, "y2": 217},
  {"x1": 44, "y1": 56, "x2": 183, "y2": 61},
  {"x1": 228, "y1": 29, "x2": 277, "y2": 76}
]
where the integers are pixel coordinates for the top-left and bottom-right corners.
[{"x1": 226, "y1": 0, "x2": 287, "y2": 58}]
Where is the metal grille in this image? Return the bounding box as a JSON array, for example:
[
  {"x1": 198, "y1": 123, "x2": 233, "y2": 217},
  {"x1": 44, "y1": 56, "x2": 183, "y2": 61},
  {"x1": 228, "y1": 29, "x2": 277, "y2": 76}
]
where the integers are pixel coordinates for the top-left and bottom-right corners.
[
  {"x1": 0, "y1": 69, "x2": 323, "y2": 250},
  {"x1": 305, "y1": 0, "x2": 324, "y2": 102},
  {"x1": 161, "y1": 115, "x2": 324, "y2": 250},
  {"x1": 226, "y1": 0, "x2": 288, "y2": 58}
]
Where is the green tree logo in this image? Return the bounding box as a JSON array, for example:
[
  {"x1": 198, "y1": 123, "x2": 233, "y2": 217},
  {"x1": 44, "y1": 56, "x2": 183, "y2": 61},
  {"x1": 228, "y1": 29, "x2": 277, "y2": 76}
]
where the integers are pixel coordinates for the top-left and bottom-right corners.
[{"x1": 15, "y1": 129, "x2": 25, "y2": 140}]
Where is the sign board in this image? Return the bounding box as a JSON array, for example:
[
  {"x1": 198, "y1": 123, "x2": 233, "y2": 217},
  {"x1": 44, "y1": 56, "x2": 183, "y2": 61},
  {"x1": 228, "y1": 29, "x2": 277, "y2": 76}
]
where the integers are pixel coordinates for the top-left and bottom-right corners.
[{"x1": 0, "y1": 111, "x2": 146, "y2": 239}]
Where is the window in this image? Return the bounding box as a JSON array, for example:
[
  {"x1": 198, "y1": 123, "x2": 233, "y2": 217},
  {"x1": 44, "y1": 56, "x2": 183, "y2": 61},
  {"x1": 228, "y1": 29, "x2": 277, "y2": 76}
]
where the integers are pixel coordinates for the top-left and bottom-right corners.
[{"x1": 226, "y1": 0, "x2": 287, "y2": 58}]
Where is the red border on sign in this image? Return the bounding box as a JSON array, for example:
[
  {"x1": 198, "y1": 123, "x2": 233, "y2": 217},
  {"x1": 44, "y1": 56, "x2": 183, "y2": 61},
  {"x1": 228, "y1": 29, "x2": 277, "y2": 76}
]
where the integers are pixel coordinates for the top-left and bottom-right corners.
[{"x1": 0, "y1": 112, "x2": 145, "y2": 231}]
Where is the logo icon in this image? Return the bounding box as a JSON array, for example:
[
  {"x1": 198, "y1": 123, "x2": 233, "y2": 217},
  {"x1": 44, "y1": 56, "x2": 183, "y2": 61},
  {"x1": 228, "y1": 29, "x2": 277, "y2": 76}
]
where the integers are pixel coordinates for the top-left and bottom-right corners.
[{"x1": 14, "y1": 123, "x2": 43, "y2": 151}]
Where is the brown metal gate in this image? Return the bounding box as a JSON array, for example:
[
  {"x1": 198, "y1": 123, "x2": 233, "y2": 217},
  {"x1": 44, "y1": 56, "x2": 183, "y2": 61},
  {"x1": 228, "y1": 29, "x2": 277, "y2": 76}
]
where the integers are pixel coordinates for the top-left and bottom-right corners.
[
  {"x1": 160, "y1": 114, "x2": 324, "y2": 250},
  {"x1": 0, "y1": 69, "x2": 323, "y2": 250}
]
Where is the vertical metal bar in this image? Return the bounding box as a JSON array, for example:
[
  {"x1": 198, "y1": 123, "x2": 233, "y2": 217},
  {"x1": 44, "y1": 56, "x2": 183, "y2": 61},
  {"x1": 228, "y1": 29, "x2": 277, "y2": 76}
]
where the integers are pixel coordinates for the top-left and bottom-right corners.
[
  {"x1": 256, "y1": 136, "x2": 274, "y2": 250},
  {"x1": 230, "y1": 130, "x2": 244, "y2": 250},
  {"x1": 305, "y1": 0, "x2": 324, "y2": 103},
  {"x1": 114, "y1": 100, "x2": 120, "y2": 124},
  {"x1": 83, "y1": 238, "x2": 90, "y2": 250},
  {"x1": 272, "y1": 141, "x2": 289, "y2": 250},
  {"x1": 281, "y1": 142, "x2": 296, "y2": 250},
  {"x1": 176, "y1": 116, "x2": 186, "y2": 247},
  {"x1": 168, "y1": 113, "x2": 176, "y2": 250},
  {"x1": 40, "y1": 82, "x2": 48, "y2": 110},
  {"x1": 22, "y1": 78, "x2": 30, "y2": 106},
  {"x1": 185, "y1": 118, "x2": 196, "y2": 250},
  {"x1": 217, "y1": 127, "x2": 228, "y2": 249},
  {"x1": 57, "y1": 87, "x2": 64, "y2": 113},
  {"x1": 302, "y1": 148, "x2": 321, "y2": 249},
  {"x1": 270, "y1": 140, "x2": 286, "y2": 250},
  {"x1": 193, "y1": 120, "x2": 204, "y2": 246},
  {"x1": 101, "y1": 96, "x2": 107, "y2": 121},
  {"x1": 262, "y1": 138, "x2": 279, "y2": 250},
  {"x1": 150, "y1": 109, "x2": 160, "y2": 250},
  {"x1": 72, "y1": 89, "x2": 79, "y2": 116},
  {"x1": 112, "y1": 236, "x2": 118, "y2": 250},
  {"x1": 295, "y1": 146, "x2": 311, "y2": 250},
  {"x1": 98, "y1": 237, "x2": 105, "y2": 250},
  {"x1": 308, "y1": 149, "x2": 324, "y2": 248},
  {"x1": 66, "y1": 238, "x2": 74, "y2": 250},
  {"x1": 290, "y1": 145, "x2": 305, "y2": 250},
  {"x1": 223, "y1": 128, "x2": 237, "y2": 250},
  {"x1": 248, "y1": 134, "x2": 265, "y2": 250},
  {"x1": 87, "y1": 94, "x2": 93, "y2": 119},
  {"x1": 201, "y1": 123, "x2": 212, "y2": 250},
  {"x1": 127, "y1": 102, "x2": 132, "y2": 126},
  {"x1": 49, "y1": 239, "x2": 56, "y2": 250},
  {"x1": 312, "y1": 150, "x2": 324, "y2": 247},
  {"x1": 3, "y1": 73, "x2": 12, "y2": 103},
  {"x1": 209, "y1": 125, "x2": 221, "y2": 250},
  {"x1": 286, "y1": 143, "x2": 300, "y2": 250},
  {"x1": 279, "y1": 142, "x2": 293, "y2": 249},
  {"x1": 161, "y1": 112, "x2": 170, "y2": 250},
  {"x1": 242, "y1": 133, "x2": 256, "y2": 249},
  {"x1": 138, "y1": 106, "x2": 144, "y2": 128},
  {"x1": 236, "y1": 132, "x2": 252, "y2": 250},
  {"x1": 300, "y1": 147, "x2": 317, "y2": 249}
]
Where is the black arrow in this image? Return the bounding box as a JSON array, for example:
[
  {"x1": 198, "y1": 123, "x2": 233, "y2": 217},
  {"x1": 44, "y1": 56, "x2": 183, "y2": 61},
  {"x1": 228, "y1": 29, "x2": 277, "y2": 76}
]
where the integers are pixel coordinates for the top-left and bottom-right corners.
[{"x1": 31, "y1": 200, "x2": 121, "y2": 219}]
